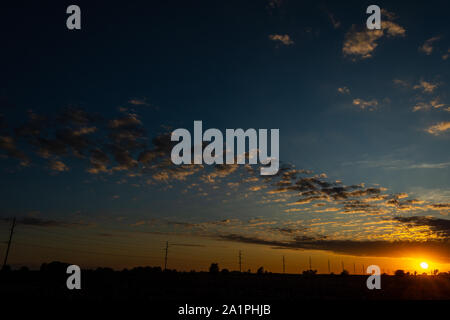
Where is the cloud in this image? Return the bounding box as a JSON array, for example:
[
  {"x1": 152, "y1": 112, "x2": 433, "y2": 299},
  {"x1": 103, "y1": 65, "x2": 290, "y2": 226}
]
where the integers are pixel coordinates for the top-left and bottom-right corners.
[
  {"x1": 48, "y1": 159, "x2": 69, "y2": 172},
  {"x1": 419, "y1": 36, "x2": 441, "y2": 55},
  {"x1": 327, "y1": 12, "x2": 341, "y2": 29},
  {"x1": 217, "y1": 233, "x2": 450, "y2": 262},
  {"x1": 342, "y1": 11, "x2": 405, "y2": 60},
  {"x1": 426, "y1": 122, "x2": 450, "y2": 135},
  {"x1": 413, "y1": 80, "x2": 439, "y2": 93},
  {"x1": 406, "y1": 162, "x2": 450, "y2": 169},
  {"x1": 2, "y1": 104, "x2": 449, "y2": 246},
  {"x1": 171, "y1": 243, "x2": 206, "y2": 247},
  {"x1": 0, "y1": 135, "x2": 29, "y2": 165},
  {"x1": 443, "y1": 48, "x2": 450, "y2": 60},
  {"x1": 109, "y1": 113, "x2": 142, "y2": 129},
  {"x1": 1, "y1": 217, "x2": 88, "y2": 228},
  {"x1": 128, "y1": 98, "x2": 148, "y2": 106},
  {"x1": 87, "y1": 148, "x2": 110, "y2": 174},
  {"x1": 392, "y1": 79, "x2": 409, "y2": 87},
  {"x1": 413, "y1": 97, "x2": 447, "y2": 112},
  {"x1": 337, "y1": 87, "x2": 350, "y2": 95},
  {"x1": 394, "y1": 216, "x2": 450, "y2": 238},
  {"x1": 266, "y1": 0, "x2": 282, "y2": 11},
  {"x1": 352, "y1": 98, "x2": 378, "y2": 111},
  {"x1": 268, "y1": 34, "x2": 294, "y2": 46}
]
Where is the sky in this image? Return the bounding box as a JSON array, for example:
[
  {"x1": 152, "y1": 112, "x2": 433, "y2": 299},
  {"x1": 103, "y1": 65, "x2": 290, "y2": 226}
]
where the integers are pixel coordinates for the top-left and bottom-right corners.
[{"x1": 0, "y1": 0, "x2": 449, "y2": 273}]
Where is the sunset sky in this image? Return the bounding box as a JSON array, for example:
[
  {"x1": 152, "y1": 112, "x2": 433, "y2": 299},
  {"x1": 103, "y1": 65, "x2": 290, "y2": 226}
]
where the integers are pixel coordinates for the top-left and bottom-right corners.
[{"x1": 1, "y1": 0, "x2": 449, "y2": 274}]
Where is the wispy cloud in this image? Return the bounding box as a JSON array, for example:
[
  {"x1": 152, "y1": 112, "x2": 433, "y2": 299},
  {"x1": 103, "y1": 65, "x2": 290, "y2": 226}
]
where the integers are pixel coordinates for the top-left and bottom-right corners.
[
  {"x1": 48, "y1": 159, "x2": 69, "y2": 172},
  {"x1": 0, "y1": 217, "x2": 89, "y2": 228},
  {"x1": 217, "y1": 233, "x2": 450, "y2": 262},
  {"x1": 413, "y1": 80, "x2": 439, "y2": 93},
  {"x1": 426, "y1": 121, "x2": 450, "y2": 135},
  {"x1": 443, "y1": 48, "x2": 450, "y2": 60},
  {"x1": 343, "y1": 158, "x2": 450, "y2": 170},
  {"x1": 327, "y1": 12, "x2": 341, "y2": 29},
  {"x1": 352, "y1": 98, "x2": 378, "y2": 111},
  {"x1": 337, "y1": 86, "x2": 350, "y2": 95},
  {"x1": 419, "y1": 36, "x2": 441, "y2": 55},
  {"x1": 394, "y1": 216, "x2": 450, "y2": 238}
]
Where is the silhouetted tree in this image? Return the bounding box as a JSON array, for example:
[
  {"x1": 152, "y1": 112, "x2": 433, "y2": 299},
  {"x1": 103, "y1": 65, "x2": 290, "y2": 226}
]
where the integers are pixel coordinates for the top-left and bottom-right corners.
[
  {"x1": 209, "y1": 263, "x2": 219, "y2": 274},
  {"x1": 302, "y1": 269, "x2": 317, "y2": 276},
  {"x1": 40, "y1": 261, "x2": 70, "y2": 274},
  {"x1": 19, "y1": 266, "x2": 29, "y2": 272},
  {"x1": 1, "y1": 265, "x2": 11, "y2": 272},
  {"x1": 394, "y1": 270, "x2": 405, "y2": 277},
  {"x1": 257, "y1": 266, "x2": 265, "y2": 275},
  {"x1": 221, "y1": 268, "x2": 229, "y2": 275},
  {"x1": 340, "y1": 269, "x2": 349, "y2": 276}
]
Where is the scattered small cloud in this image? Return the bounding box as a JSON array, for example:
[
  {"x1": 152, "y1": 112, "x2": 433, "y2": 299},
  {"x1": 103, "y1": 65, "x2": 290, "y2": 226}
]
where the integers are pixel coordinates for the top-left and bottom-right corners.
[
  {"x1": 419, "y1": 36, "x2": 441, "y2": 55},
  {"x1": 269, "y1": 34, "x2": 294, "y2": 46},
  {"x1": 337, "y1": 87, "x2": 350, "y2": 95},
  {"x1": 267, "y1": 0, "x2": 282, "y2": 9},
  {"x1": 394, "y1": 216, "x2": 450, "y2": 238},
  {"x1": 328, "y1": 12, "x2": 341, "y2": 29},
  {"x1": 342, "y1": 10, "x2": 405, "y2": 60},
  {"x1": 49, "y1": 160, "x2": 69, "y2": 172},
  {"x1": 426, "y1": 121, "x2": 450, "y2": 135},
  {"x1": 413, "y1": 80, "x2": 439, "y2": 93},
  {"x1": 392, "y1": 79, "x2": 409, "y2": 87},
  {"x1": 413, "y1": 97, "x2": 448, "y2": 112},
  {"x1": 443, "y1": 48, "x2": 450, "y2": 60},
  {"x1": 352, "y1": 98, "x2": 378, "y2": 111}
]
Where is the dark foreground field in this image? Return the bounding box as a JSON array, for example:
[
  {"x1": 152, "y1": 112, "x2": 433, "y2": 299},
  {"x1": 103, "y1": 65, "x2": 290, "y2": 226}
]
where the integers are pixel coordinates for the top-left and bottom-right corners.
[{"x1": 1, "y1": 263, "x2": 450, "y2": 301}]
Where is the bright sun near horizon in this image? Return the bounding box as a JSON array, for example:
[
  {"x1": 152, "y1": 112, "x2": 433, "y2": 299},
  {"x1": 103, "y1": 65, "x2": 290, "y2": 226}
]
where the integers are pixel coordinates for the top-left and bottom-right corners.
[{"x1": 420, "y1": 262, "x2": 429, "y2": 270}]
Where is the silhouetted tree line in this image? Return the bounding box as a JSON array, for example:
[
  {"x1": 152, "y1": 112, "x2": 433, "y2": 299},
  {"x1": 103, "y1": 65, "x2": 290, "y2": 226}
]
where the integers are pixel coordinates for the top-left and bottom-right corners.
[{"x1": 1, "y1": 262, "x2": 450, "y2": 278}]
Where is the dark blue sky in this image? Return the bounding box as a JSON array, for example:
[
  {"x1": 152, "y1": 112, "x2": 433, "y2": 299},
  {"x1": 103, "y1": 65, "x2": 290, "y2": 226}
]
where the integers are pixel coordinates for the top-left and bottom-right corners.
[{"x1": 0, "y1": 1, "x2": 449, "y2": 269}]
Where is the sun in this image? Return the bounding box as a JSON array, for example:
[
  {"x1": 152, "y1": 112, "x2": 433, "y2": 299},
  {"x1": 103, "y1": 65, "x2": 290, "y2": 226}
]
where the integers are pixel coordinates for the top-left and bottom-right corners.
[{"x1": 420, "y1": 262, "x2": 429, "y2": 269}]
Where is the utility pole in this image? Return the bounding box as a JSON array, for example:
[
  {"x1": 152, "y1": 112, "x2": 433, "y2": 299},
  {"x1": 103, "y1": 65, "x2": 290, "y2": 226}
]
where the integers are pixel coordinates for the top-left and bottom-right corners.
[
  {"x1": 2, "y1": 217, "x2": 16, "y2": 270},
  {"x1": 164, "y1": 241, "x2": 168, "y2": 270},
  {"x1": 239, "y1": 250, "x2": 242, "y2": 272},
  {"x1": 328, "y1": 259, "x2": 331, "y2": 274},
  {"x1": 282, "y1": 256, "x2": 285, "y2": 274}
]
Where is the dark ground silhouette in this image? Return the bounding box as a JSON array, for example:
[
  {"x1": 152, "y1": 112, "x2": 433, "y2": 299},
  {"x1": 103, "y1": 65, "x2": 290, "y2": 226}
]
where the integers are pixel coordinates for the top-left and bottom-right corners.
[{"x1": 1, "y1": 262, "x2": 450, "y2": 301}]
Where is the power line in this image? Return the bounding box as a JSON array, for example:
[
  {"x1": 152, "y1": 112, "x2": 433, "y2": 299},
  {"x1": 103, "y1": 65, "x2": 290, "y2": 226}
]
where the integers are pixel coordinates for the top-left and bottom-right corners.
[
  {"x1": 17, "y1": 226, "x2": 157, "y2": 251},
  {"x1": 14, "y1": 242, "x2": 159, "y2": 260},
  {"x1": 2, "y1": 217, "x2": 16, "y2": 270}
]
